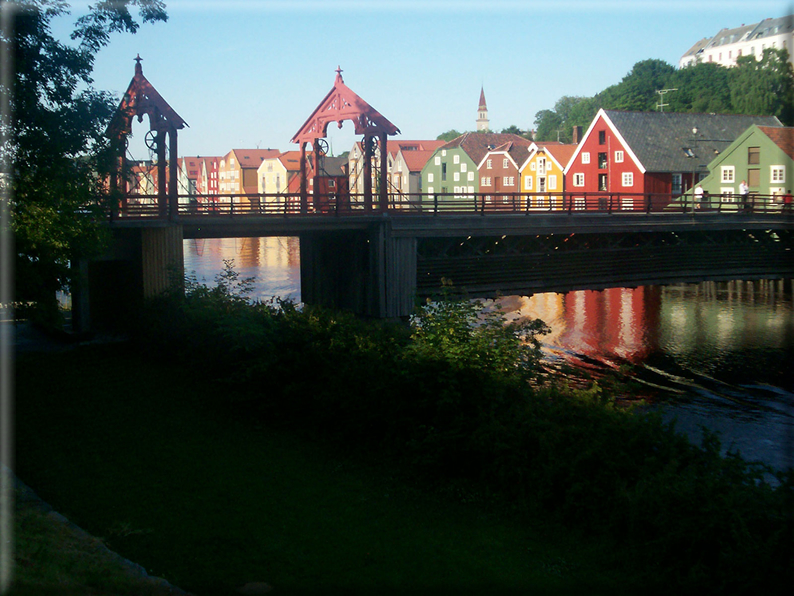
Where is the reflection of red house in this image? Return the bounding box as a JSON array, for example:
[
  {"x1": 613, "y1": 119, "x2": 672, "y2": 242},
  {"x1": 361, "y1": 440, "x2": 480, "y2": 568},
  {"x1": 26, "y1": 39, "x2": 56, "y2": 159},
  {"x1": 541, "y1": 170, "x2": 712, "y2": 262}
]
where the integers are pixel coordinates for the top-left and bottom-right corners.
[
  {"x1": 560, "y1": 286, "x2": 661, "y2": 364},
  {"x1": 564, "y1": 109, "x2": 782, "y2": 210}
]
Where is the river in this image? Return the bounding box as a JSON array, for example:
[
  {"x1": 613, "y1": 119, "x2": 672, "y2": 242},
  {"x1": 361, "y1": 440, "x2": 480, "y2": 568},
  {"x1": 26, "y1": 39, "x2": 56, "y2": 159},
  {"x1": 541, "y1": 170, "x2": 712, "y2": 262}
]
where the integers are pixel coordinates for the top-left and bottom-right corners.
[{"x1": 183, "y1": 237, "x2": 794, "y2": 473}]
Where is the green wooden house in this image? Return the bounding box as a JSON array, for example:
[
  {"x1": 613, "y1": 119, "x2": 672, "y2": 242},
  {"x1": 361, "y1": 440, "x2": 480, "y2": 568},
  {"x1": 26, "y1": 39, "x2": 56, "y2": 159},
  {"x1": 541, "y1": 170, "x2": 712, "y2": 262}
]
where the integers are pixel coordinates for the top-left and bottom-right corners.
[
  {"x1": 421, "y1": 132, "x2": 529, "y2": 208},
  {"x1": 696, "y1": 125, "x2": 793, "y2": 208}
]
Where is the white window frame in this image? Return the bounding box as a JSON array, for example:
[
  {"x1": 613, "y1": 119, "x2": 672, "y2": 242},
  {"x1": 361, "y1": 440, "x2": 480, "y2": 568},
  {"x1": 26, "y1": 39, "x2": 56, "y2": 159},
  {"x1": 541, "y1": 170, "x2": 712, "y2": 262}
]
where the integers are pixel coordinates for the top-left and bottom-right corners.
[
  {"x1": 573, "y1": 173, "x2": 584, "y2": 187},
  {"x1": 574, "y1": 197, "x2": 586, "y2": 210},
  {"x1": 581, "y1": 152, "x2": 590, "y2": 164},
  {"x1": 721, "y1": 166, "x2": 735, "y2": 183},
  {"x1": 434, "y1": 156, "x2": 441, "y2": 166},
  {"x1": 622, "y1": 172, "x2": 633, "y2": 187},
  {"x1": 460, "y1": 163, "x2": 467, "y2": 173},
  {"x1": 614, "y1": 150, "x2": 624, "y2": 163},
  {"x1": 428, "y1": 173, "x2": 434, "y2": 183},
  {"x1": 771, "y1": 165, "x2": 785, "y2": 183},
  {"x1": 548, "y1": 175, "x2": 557, "y2": 190},
  {"x1": 502, "y1": 158, "x2": 509, "y2": 168},
  {"x1": 530, "y1": 162, "x2": 536, "y2": 171},
  {"x1": 467, "y1": 171, "x2": 474, "y2": 181},
  {"x1": 486, "y1": 159, "x2": 492, "y2": 169},
  {"x1": 453, "y1": 154, "x2": 460, "y2": 164},
  {"x1": 453, "y1": 171, "x2": 460, "y2": 182},
  {"x1": 720, "y1": 187, "x2": 735, "y2": 202},
  {"x1": 505, "y1": 177, "x2": 514, "y2": 187},
  {"x1": 524, "y1": 176, "x2": 533, "y2": 190},
  {"x1": 428, "y1": 186, "x2": 434, "y2": 194},
  {"x1": 621, "y1": 197, "x2": 634, "y2": 210}
]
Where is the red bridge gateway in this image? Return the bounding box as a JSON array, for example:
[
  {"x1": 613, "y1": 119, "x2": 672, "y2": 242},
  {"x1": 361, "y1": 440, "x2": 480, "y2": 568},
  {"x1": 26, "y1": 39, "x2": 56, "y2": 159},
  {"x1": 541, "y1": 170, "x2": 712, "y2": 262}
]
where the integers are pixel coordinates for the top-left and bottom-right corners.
[{"x1": 291, "y1": 67, "x2": 399, "y2": 213}]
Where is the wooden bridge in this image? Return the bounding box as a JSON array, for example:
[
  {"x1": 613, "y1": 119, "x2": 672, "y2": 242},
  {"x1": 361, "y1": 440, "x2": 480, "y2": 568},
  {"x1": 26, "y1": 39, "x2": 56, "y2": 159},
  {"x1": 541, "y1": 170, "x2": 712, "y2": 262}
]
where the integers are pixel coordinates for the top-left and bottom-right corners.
[{"x1": 74, "y1": 189, "x2": 793, "y2": 332}]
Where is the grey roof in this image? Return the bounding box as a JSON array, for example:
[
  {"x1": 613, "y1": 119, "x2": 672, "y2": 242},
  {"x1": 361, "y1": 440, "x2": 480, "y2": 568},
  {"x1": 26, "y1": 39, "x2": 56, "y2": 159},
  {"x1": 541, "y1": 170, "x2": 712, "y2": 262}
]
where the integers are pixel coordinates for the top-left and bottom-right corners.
[
  {"x1": 603, "y1": 111, "x2": 782, "y2": 172},
  {"x1": 746, "y1": 15, "x2": 794, "y2": 42}
]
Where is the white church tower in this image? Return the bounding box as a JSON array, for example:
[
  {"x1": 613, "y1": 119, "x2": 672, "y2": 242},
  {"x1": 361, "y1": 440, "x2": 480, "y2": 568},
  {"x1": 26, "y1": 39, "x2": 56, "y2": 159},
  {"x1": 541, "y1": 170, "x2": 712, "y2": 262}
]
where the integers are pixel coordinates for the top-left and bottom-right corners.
[{"x1": 476, "y1": 86, "x2": 489, "y2": 132}]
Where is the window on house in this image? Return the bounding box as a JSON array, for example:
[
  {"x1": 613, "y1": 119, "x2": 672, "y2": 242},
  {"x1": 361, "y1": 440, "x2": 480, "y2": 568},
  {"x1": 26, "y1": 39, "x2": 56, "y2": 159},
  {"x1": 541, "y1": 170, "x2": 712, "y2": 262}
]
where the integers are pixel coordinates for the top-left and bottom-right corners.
[
  {"x1": 748, "y1": 168, "x2": 760, "y2": 187},
  {"x1": 441, "y1": 163, "x2": 447, "y2": 181},
  {"x1": 453, "y1": 172, "x2": 460, "y2": 181},
  {"x1": 502, "y1": 158, "x2": 509, "y2": 168},
  {"x1": 530, "y1": 162, "x2": 536, "y2": 170},
  {"x1": 771, "y1": 166, "x2": 785, "y2": 183},
  {"x1": 525, "y1": 177, "x2": 533, "y2": 190},
  {"x1": 434, "y1": 156, "x2": 441, "y2": 165},
  {"x1": 460, "y1": 163, "x2": 467, "y2": 172},
  {"x1": 428, "y1": 186, "x2": 434, "y2": 194},
  {"x1": 573, "y1": 173, "x2": 584, "y2": 187},
  {"x1": 442, "y1": 150, "x2": 447, "y2": 157},
  {"x1": 468, "y1": 172, "x2": 474, "y2": 181},
  {"x1": 453, "y1": 154, "x2": 460, "y2": 164},
  {"x1": 538, "y1": 178, "x2": 546, "y2": 192},
  {"x1": 487, "y1": 159, "x2": 492, "y2": 169},
  {"x1": 672, "y1": 173, "x2": 682, "y2": 194},
  {"x1": 721, "y1": 166, "x2": 735, "y2": 183},
  {"x1": 548, "y1": 175, "x2": 557, "y2": 190},
  {"x1": 598, "y1": 152, "x2": 608, "y2": 169},
  {"x1": 614, "y1": 150, "x2": 624, "y2": 163},
  {"x1": 598, "y1": 173, "x2": 608, "y2": 191},
  {"x1": 428, "y1": 173, "x2": 434, "y2": 182},
  {"x1": 622, "y1": 172, "x2": 633, "y2": 186},
  {"x1": 748, "y1": 147, "x2": 760, "y2": 164},
  {"x1": 581, "y1": 152, "x2": 590, "y2": 164},
  {"x1": 598, "y1": 130, "x2": 606, "y2": 144}
]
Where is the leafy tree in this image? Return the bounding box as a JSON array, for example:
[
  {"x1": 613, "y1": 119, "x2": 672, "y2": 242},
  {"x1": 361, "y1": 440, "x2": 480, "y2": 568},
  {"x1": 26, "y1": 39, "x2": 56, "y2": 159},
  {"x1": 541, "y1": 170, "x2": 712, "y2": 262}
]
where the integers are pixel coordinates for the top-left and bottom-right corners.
[
  {"x1": 667, "y1": 61, "x2": 732, "y2": 114},
  {"x1": 500, "y1": 124, "x2": 530, "y2": 138},
  {"x1": 730, "y1": 48, "x2": 794, "y2": 124},
  {"x1": 2, "y1": 0, "x2": 167, "y2": 324},
  {"x1": 436, "y1": 129, "x2": 463, "y2": 142},
  {"x1": 533, "y1": 109, "x2": 563, "y2": 142},
  {"x1": 596, "y1": 58, "x2": 676, "y2": 112}
]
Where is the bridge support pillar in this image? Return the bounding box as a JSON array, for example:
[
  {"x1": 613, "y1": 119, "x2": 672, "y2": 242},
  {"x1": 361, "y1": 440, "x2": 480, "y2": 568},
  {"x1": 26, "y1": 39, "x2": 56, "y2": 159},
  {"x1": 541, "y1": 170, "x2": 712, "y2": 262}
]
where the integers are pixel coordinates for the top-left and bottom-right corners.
[
  {"x1": 71, "y1": 224, "x2": 183, "y2": 332},
  {"x1": 300, "y1": 222, "x2": 416, "y2": 318}
]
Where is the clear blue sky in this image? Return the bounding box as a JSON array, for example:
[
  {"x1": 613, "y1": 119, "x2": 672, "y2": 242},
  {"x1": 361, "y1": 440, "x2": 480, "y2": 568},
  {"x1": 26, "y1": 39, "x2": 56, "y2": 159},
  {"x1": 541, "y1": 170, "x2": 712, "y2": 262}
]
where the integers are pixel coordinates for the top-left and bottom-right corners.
[{"x1": 54, "y1": 0, "x2": 792, "y2": 160}]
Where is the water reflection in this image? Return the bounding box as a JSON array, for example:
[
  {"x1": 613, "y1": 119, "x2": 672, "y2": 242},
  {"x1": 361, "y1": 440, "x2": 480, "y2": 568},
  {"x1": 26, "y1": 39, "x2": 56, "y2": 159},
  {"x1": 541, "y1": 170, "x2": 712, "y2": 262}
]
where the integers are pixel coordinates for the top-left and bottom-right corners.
[
  {"x1": 183, "y1": 238, "x2": 792, "y2": 470},
  {"x1": 183, "y1": 237, "x2": 301, "y2": 303}
]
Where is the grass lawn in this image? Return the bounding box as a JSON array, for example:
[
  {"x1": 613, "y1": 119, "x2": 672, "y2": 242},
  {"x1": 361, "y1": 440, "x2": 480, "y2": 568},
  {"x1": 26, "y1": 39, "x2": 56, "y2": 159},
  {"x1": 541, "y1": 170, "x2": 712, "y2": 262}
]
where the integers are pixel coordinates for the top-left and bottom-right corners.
[{"x1": 13, "y1": 342, "x2": 647, "y2": 595}]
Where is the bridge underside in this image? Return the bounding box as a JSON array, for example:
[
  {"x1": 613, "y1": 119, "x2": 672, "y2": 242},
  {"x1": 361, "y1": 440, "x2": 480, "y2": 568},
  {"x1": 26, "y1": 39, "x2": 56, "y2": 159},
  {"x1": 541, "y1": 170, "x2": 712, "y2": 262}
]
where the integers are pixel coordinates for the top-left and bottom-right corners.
[
  {"x1": 417, "y1": 229, "x2": 794, "y2": 298},
  {"x1": 80, "y1": 222, "x2": 794, "y2": 331}
]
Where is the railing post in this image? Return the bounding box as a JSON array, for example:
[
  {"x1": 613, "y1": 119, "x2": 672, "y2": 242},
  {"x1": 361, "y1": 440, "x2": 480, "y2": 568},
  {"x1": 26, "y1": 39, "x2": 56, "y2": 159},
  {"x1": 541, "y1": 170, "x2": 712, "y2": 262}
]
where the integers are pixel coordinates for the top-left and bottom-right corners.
[{"x1": 433, "y1": 193, "x2": 438, "y2": 215}]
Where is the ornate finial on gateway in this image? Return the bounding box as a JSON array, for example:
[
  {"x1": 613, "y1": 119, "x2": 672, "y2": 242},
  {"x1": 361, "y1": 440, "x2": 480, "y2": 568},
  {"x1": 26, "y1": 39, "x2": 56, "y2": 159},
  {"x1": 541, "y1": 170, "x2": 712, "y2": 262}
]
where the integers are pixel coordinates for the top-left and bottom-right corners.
[
  {"x1": 134, "y1": 54, "x2": 143, "y2": 76},
  {"x1": 335, "y1": 65, "x2": 344, "y2": 84}
]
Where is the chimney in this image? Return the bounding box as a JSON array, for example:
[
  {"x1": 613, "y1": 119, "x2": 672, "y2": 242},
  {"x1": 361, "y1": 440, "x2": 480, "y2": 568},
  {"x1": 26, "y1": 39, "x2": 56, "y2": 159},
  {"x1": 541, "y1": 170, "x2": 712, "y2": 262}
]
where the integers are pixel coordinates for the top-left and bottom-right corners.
[{"x1": 572, "y1": 126, "x2": 583, "y2": 145}]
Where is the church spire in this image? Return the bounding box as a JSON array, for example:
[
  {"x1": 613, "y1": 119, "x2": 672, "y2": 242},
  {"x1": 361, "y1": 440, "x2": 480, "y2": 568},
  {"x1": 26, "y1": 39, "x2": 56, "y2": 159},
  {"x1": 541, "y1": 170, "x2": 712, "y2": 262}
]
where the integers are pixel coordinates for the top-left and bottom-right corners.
[{"x1": 477, "y1": 86, "x2": 489, "y2": 132}]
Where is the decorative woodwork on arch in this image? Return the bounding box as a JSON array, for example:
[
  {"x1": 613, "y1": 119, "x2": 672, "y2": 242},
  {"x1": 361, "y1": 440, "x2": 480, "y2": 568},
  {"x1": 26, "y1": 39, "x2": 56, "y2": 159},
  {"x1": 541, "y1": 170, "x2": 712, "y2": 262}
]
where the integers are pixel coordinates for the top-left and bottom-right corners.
[
  {"x1": 291, "y1": 67, "x2": 400, "y2": 212},
  {"x1": 107, "y1": 55, "x2": 188, "y2": 219}
]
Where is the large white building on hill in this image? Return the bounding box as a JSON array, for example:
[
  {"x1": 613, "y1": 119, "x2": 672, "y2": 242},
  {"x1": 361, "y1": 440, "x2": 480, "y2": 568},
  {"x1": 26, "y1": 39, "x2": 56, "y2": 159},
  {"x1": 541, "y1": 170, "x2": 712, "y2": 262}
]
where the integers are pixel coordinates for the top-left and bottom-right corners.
[{"x1": 679, "y1": 15, "x2": 793, "y2": 69}]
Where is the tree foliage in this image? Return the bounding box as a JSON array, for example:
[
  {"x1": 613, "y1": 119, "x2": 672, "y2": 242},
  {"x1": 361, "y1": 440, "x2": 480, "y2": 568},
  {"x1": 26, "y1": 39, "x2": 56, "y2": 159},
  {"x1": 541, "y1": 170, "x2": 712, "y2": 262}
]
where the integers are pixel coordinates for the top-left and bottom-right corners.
[
  {"x1": 436, "y1": 129, "x2": 463, "y2": 141},
  {"x1": 533, "y1": 52, "x2": 794, "y2": 146},
  {"x1": 2, "y1": 0, "x2": 167, "y2": 323},
  {"x1": 730, "y1": 48, "x2": 794, "y2": 124}
]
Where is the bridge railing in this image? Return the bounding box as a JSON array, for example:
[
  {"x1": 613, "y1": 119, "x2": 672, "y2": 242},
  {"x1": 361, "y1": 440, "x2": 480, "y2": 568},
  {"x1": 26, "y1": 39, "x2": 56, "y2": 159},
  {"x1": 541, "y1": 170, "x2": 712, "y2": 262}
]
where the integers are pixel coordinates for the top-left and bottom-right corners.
[{"x1": 112, "y1": 191, "x2": 790, "y2": 219}]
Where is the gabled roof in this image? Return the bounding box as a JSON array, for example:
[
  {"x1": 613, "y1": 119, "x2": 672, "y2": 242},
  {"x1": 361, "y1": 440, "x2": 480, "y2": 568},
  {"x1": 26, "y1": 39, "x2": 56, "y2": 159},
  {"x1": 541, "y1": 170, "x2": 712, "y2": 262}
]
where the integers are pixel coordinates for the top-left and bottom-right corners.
[
  {"x1": 292, "y1": 68, "x2": 399, "y2": 144},
  {"x1": 758, "y1": 126, "x2": 794, "y2": 159},
  {"x1": 230, "y1": 149, "x2": 282, "y2": 169},
  {"x1": 567, "y1": 110, "x2": 782, "y2": 174},
  {"x1": 108, "y1": 56, "x2": 187, "y2": 138},
  {"x1": 478, "y1": 87, "x2": 487, "y2": 110},
  {"x1": 399, "y1": 149, "x2": 441, "y2": 173},
  {"x1": 440, "y1": 132, "x2": 532, "y2": 167},
  {"x1": 387, "y1": 139, "x2": 445, "y2": 158},
  {"x1": 522, "y1": 143, "x2": 578, "y2": 172},
  {"x1": 277, "y1": 151, "x2": 303, "y2": 171}
]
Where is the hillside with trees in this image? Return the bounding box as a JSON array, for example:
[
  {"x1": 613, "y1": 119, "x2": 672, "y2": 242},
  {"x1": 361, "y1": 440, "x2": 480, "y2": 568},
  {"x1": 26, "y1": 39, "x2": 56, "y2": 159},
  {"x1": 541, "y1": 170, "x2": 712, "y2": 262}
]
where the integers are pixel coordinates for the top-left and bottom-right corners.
[{"x1": 533, "y1": 50, "x2": 794, "y2": 143}]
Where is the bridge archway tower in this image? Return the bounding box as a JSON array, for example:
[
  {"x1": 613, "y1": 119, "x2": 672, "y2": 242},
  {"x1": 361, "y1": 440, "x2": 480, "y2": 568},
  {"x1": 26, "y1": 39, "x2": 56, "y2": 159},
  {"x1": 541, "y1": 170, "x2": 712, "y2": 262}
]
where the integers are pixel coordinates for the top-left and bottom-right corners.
[
  {"x1": 291, "y1": 67, "x2": 399, "y2": 212},
  {"x1": 107, "y1": 55, "x2": 188, "y2": 220}
]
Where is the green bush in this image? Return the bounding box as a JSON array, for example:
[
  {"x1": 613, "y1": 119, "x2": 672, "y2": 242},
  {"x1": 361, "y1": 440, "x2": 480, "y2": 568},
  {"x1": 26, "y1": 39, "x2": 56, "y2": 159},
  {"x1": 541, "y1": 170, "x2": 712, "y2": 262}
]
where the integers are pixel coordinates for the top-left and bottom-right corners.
[{"x1": 135, "y1": 272, "x2": 794, "y2": 594}]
